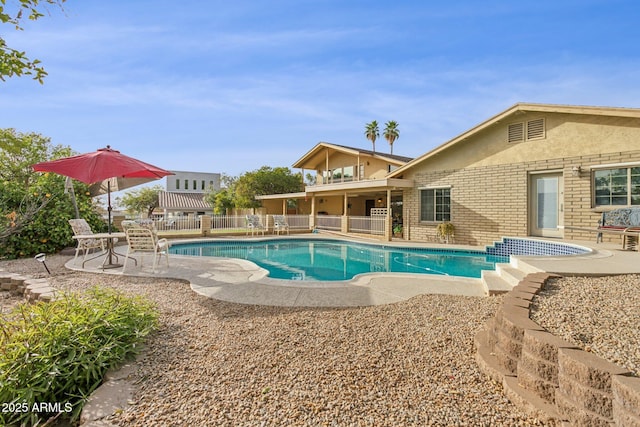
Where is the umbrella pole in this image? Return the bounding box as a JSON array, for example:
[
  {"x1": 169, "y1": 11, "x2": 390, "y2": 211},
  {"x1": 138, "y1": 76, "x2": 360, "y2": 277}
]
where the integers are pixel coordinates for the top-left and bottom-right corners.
[
  {"x1": 106, "y1": 180, "x2": 116, "y2": 266},
  {"x1": 108, "y1": 180, "x2": 112, "y2": 234},
  {"x1": 102, "y1": 180, "x2": 122, "y2": 269}
]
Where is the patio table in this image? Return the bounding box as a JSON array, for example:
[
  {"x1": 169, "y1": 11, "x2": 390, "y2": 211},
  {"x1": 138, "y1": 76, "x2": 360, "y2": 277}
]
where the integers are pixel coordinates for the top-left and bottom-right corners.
[{"x1": 72, "y1": 232, "x2": 135, "y2": 269}]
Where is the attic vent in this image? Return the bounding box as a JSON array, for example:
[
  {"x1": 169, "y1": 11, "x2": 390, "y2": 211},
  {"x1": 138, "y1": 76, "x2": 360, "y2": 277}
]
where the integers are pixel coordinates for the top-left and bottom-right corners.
[
  {"x1": 526, "y1": 118, "x2": 545, "y2": 140},
  {"x1": 508, "y1": 123, "x2": 524, "y2": 143},
  {"x1": 508, "y1": 118, "x2": 545, "y2": 143}
]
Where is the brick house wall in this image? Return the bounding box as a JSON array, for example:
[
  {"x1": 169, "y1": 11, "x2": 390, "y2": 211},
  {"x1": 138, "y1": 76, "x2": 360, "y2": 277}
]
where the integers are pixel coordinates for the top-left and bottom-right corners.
[{"x1": 398, "y1": 105, "x2": 640, "y2": 246}]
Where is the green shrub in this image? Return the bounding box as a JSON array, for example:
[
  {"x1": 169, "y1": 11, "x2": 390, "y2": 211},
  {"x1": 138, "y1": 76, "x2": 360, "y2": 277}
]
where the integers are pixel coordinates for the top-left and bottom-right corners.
[
  {"x1": 0, "y1": 287, "x2": 158, "y2": 426},
  {"x1": 0, "y1": 129, "x2": 107, "y2": 259},
  {"x1": 0, "y1": 178, "x2": 107, "y2": 260}
]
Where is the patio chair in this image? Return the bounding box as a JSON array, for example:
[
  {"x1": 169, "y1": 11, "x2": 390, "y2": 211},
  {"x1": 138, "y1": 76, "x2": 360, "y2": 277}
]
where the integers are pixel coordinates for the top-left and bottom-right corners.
[
  {"x1": 273, "y1": 215, "x2": 290, "y2": 235},
  {"x1": 122, "y1": 219, "x2": 160, "y2": 236},
  {"x1": 122, "y1": 226, "x2": 169, "y2": 274},
  {"x1": 246, "y1": 214, "x2": 265, "y2": 236},
  {"x1": 68, "y1": 219, "x2": 110, "y2": 265}
]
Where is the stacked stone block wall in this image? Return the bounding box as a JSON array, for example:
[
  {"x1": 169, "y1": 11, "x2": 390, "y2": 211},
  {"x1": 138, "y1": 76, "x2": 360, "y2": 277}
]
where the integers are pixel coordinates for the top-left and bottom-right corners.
[
  {"x1": 475, "y1": 273, "x2": 640, "y2": 425},
  {"x1": 0, "y1": 270, "x2": 59, "y2": 303},
  {"x1": 404, "y1": 149, "x2": 640, "y2": 246}
]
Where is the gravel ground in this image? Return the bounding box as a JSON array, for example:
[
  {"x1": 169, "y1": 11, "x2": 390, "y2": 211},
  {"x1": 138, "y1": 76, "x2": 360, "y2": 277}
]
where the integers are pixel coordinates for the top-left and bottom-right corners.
[
  {"x1": 530, "y1": 274, "x2": 640, "y2": 377},
  {"x1": 2, "y1": 254, "x2": 637, "y2": 426}
]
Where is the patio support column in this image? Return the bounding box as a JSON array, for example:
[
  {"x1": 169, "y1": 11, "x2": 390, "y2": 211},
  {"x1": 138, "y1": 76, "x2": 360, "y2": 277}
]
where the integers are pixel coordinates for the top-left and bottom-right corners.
[
  {"x1": 282, "y1": 199, "x2": 286, "y2": 215},
  {"x1": 386, "y1": 189, "x2": 392, "y2": 241},
  {"x1": 342, "y1": 192, "x2": 349, "y2": 233},
  {"x1": 326, "y1": 150, "x2": 329, "y2": 182},
  {"x1": 310, "y1": 196, "x2": 316, "y2": 229},
  {"x1": 343, "y1": 193, "x2": 348, "y2": 215}
]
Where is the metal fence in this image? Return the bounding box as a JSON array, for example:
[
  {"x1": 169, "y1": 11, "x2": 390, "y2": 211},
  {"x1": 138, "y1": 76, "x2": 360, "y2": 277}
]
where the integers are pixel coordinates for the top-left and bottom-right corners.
[
  {"x1": 143, "y1": 213, "x2": 386, "y2": 236},
  {"x1": 210, "y1": 215, "x2": 248, "y2": 232},
  {"x1": 348, "y1": 215, "x2": 386, "y2": 235},
  {"x1": 315, "y1": 215, "x2": 342, "y2": 231},
  {"x1": 153, "y1": 216, "x2": 201, "y2": 231},
  {"x1": 280, "y1": 214, "x2": 310, "y2": 230}
]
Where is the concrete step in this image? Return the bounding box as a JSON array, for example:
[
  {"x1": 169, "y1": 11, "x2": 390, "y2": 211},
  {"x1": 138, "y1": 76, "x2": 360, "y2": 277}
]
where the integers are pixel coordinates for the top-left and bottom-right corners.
[
  {"x1": 482, "y1": 271, "x2": 514, "y2": 295},
  {"x1": 510, "y1": 257, "x2": 544, "y2": 275},
  {"x1": 496, "y1": 264, "x2": 529, "y2": 286}
]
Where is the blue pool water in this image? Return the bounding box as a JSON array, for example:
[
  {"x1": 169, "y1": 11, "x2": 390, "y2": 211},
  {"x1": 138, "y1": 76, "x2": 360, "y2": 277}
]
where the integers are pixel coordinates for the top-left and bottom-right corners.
[{"x1": 169, "y1": 238, "x2": 510, "y2": 281}]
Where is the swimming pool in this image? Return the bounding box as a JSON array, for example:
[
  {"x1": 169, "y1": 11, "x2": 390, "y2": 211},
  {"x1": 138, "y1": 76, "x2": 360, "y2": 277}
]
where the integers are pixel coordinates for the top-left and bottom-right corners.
[{"x1": 169, "y1": 238, "x2": 511, "y2": 281}]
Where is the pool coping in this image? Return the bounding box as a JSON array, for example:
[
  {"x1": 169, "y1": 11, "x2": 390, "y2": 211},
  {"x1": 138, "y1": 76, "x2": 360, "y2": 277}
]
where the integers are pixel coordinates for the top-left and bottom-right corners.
[
  {"x1": 167, "y1": 235, "x2": 514, "y2": 283},
  {"x1": 63, "y1": 234, "x2": 640, "y2": 307}
]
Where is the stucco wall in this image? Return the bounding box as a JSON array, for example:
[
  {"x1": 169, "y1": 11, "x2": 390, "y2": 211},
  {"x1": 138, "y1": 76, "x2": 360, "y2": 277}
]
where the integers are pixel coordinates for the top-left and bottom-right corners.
[
  {"x1": 416, "y1": 113, "x2": 640, "y2": 172},
  {"x1": 166, "y1": 171, "x2": 221, "y2": 192}
]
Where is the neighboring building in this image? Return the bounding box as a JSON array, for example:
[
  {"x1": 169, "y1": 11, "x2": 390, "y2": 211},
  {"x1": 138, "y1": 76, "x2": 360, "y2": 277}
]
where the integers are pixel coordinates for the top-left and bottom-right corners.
[
  {"x1": 166, "y1": 170, "x2": 221, "y2": 193},
  {"x1": 259, "y1": 103, "x2": 640, "y2": 245},
  {"x1": 157, "y1": 191, "x2": 212, "y2": 218},
  {"x1": 157, "y1": 171, "x2": 221, "y2": 218}
]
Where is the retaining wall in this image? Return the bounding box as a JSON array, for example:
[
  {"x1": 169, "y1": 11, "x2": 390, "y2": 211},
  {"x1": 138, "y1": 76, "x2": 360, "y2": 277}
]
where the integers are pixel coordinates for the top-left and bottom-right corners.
[
  {"x1": 0, "y1": 271, "x2": 59, "y2": 303},
  {"x1": 475, "y1": 272, "x2": 640, "y2": 426}
]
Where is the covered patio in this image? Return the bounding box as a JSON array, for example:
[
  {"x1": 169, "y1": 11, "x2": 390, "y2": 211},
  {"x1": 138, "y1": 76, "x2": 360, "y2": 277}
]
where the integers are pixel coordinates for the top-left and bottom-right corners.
[{"x1": 257, "y1": 178, "x2": 413, "y2": 240}]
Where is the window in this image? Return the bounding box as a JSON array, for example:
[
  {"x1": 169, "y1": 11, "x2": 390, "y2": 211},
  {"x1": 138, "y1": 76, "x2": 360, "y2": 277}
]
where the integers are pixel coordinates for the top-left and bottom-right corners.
[
  {"x1": 176, "y1": 179, "x2": 180, "y2": 190},
  {"x1": 201, "y1": 180, "x2": 205, "y2": 190},
  {"x1": 594, "y1": 166, "x2": 640, "y2": 206},
  {"x1": 420, "y1": 188, "x2": 451, "y2": 221},
  {"x1": 192, "y1": 180, "x2": 196, "y2": 190},
  {"x1": 508, "y1": 118, "x2": 545, "y2": 143},
  {"x1": 343, "y1": 166, "x2": 354, "y2": 182}
]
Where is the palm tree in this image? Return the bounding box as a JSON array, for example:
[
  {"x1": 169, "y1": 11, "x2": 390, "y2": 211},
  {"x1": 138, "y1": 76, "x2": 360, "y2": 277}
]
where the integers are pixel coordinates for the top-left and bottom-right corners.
[
  {"x1": 383, "y1": 120, "x2": 400, "y2": 154},
  {"x1": 364, "y1": 120, "x2": 380, "y2": 152}
]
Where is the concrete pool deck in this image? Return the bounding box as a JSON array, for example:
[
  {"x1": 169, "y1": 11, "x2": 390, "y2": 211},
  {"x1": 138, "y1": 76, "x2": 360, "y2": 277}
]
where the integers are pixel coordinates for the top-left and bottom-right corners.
[{"x1": 63, "y1": 234, "x2": 640, "y2": 307}]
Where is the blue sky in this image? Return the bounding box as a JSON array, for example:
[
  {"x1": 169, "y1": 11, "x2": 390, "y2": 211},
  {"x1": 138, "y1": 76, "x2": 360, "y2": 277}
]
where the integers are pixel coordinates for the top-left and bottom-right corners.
[{"x1": 2, "y1": 0, "x2": 640, "y2": 178}]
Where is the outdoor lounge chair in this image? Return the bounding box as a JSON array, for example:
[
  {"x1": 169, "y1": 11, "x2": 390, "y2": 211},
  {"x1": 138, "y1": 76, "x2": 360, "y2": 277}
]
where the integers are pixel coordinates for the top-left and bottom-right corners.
[
  {"x1": 122, "y1": 225, "x2": 169, "y2": 274},
  {"x1": 273, "y1": 215, "x2": 290, "y2": 235},
  {"x1": 68, "y1": 218, "x2": 109, "y2": 264},
  {"x1": 246, "y1": 214, "x2": 265, "y2": 236}
]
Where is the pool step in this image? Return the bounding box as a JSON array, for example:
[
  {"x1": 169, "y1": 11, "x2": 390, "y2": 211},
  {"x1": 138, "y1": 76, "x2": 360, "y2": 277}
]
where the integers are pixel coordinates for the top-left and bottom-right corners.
[
  {"x1": 481, "y1": 271, "x2": 514, "y2": 295},
  {"x1": 509, "y1": 257, "x2": 543, "y2": 275},
  {"x1": 482, "y1": 258, "x2": 544, "y2": 295},
  {"x1": 496, "y1": 264, "x2": 528, "y2": 287}
]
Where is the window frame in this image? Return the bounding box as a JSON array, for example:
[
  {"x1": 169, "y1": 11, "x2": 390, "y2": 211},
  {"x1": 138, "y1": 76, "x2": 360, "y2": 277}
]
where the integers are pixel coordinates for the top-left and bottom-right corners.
[
  {"x1": 592, "y1": 163, "x2": 640, "y2": 207},
  {"x1": 419, "y1": 186, "x2": 452, "y2": 222}
]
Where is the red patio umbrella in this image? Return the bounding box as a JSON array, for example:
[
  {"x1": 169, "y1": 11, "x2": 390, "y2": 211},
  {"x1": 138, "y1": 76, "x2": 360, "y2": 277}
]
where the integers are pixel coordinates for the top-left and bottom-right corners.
[{"x1": 32, "y1": 145, "x2": 173, "y2": 233}]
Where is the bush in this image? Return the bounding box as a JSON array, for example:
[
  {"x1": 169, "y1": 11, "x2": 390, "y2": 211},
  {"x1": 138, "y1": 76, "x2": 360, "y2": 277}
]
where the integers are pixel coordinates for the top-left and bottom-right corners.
[
  {"x1": 0, "y1": 288, "x2": 158, "y2": 426},
  {"x1": 0, "y1": 178, "x2": 107, "y2": 260}
]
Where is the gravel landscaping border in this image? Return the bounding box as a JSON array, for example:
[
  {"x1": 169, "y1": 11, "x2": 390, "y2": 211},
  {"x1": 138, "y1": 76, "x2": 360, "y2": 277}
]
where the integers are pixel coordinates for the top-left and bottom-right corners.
[{"x1": 2, "y1": 254, "x2": 638, "y2": 426}]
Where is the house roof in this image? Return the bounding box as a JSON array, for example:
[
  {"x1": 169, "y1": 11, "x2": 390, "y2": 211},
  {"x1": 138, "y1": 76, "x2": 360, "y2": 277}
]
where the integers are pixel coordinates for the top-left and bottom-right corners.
[
  {"x1": 292, "y1": 142, "x2": 413, "y2": 169},
  {"x1": 388, "y1": 103, "x2": 640, "y2": 178},
  {"x1": 158, "y1": 191, "x2": 211, "y2": 210}
]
